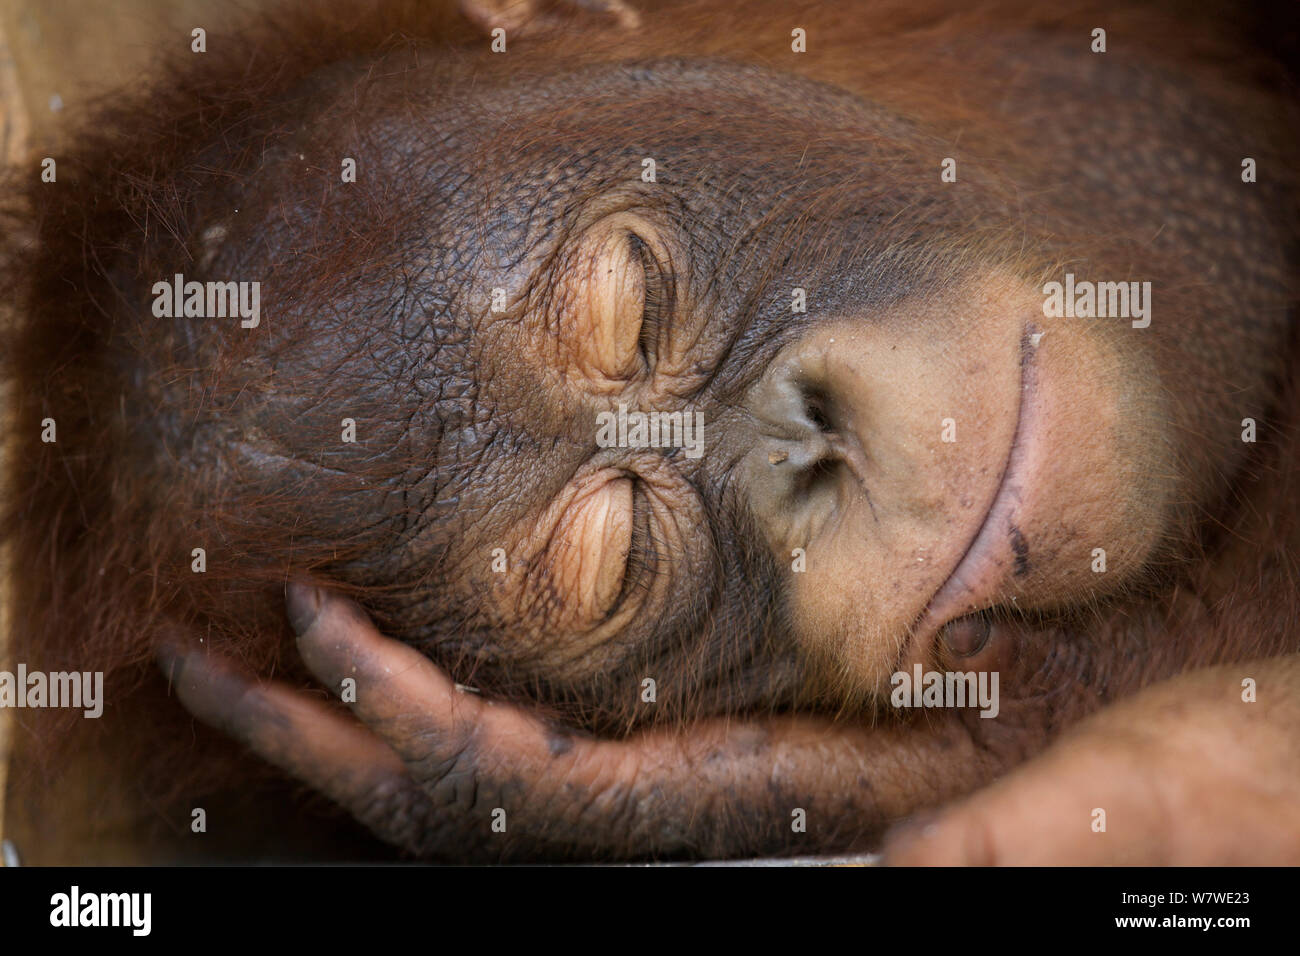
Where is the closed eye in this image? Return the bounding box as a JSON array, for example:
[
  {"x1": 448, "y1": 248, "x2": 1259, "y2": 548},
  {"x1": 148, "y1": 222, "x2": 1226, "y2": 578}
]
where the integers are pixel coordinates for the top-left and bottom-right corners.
[
  {"x1": 608, "y1": 479, "x2": 658, "y2": 619},
  {"x1": 630, "y1": 232, "x2": 671, "y2": 368}
]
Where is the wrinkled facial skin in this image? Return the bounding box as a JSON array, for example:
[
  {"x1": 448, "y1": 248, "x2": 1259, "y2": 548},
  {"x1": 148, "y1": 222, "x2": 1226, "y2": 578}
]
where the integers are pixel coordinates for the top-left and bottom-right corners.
[
  {"x1": 20, "y1": 5, "x2": 1282, "y2": 862},
  {"x1": 170, "y1": 50, "x2": 1262, "y2": 736}
]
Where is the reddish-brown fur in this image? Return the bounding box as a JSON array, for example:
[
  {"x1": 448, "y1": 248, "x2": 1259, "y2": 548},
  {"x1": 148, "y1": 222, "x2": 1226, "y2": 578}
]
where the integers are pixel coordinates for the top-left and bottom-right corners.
[{"x1": 2, "y1": 0, "x2": 1297, "y2": 860}]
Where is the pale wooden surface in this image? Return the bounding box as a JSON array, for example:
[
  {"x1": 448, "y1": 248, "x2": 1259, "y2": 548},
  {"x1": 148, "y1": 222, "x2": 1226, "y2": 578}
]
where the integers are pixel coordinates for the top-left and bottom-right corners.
[
  {"x1": 0, "y1": 0, "x2": 252, "y2": 155},
  {"x1": 0, "y1": 11, "x2": 20, "y2": 860}
]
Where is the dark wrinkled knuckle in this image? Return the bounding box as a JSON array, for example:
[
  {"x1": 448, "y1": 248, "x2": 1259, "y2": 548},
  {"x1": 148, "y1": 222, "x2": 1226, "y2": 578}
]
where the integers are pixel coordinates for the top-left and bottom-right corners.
[
  {"x1": 349, "y1": 774, "x2": 432, "y2": 853},
  {"x1": 408, "y1": 726, "x2": 482, "y2": 811}
]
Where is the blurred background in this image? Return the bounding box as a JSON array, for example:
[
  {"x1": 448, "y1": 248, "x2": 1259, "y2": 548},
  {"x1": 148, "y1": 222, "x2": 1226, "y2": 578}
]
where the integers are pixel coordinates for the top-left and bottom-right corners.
[{"x1": 0, "y1": 0, "x2": 279, "y2": 165}]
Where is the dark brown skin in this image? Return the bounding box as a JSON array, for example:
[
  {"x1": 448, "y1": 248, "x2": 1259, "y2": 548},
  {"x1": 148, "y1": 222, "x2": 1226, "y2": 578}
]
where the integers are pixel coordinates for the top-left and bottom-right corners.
[{"x1": 3, "y1": 0, "x2": 1298, "y2": 862}]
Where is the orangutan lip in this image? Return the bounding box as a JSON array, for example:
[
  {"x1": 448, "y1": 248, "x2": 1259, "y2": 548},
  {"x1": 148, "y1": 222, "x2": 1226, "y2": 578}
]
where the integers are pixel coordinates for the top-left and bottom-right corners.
[{"x1": 915, "y1": 326, "x2": 1040, "y2": 637}]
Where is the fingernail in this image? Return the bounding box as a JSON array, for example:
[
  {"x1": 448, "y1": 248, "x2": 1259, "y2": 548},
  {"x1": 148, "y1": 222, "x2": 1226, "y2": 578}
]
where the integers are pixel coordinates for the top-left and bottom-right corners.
[
  {"x1": 880, "y1": 811, "x2": 941, "y2": 864},
  {"x1": 286, "y1": 580, "x2": 324, "y2": 635},
  {"x1": 154, "y1": 641, "x2": 186, "y2": 681},
  {"x1": 161, "y1": 649, "x2": 246, "y2": 729}
]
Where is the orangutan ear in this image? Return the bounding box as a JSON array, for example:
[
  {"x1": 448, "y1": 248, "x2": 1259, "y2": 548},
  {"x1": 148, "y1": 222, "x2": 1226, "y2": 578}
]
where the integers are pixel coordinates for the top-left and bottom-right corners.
[{"x1": 459, "y1": 0, "x2": 641, "y2": 37}]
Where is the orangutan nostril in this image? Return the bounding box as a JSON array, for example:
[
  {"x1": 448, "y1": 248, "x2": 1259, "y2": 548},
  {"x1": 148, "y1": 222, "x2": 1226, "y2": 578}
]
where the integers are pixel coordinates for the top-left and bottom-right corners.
[
  {"x1": 803, "y1": 387, "x2": 835, "y2": 434},
  {"x1": 941, "y1": 612, "x2": 993, "y2": 657}
]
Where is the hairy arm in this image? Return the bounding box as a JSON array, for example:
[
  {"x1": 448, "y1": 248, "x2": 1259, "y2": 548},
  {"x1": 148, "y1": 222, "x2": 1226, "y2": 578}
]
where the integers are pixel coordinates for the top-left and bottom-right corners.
[
  {"x1": 162, "y1": 584, "x2": 1300, "y2": 863},
  {"x1": 885, "y1": 655, "x2": 1300, "y2": 864},
  {"x1": 160, "y1": 584, "x2": 999, "y2": 861}
]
